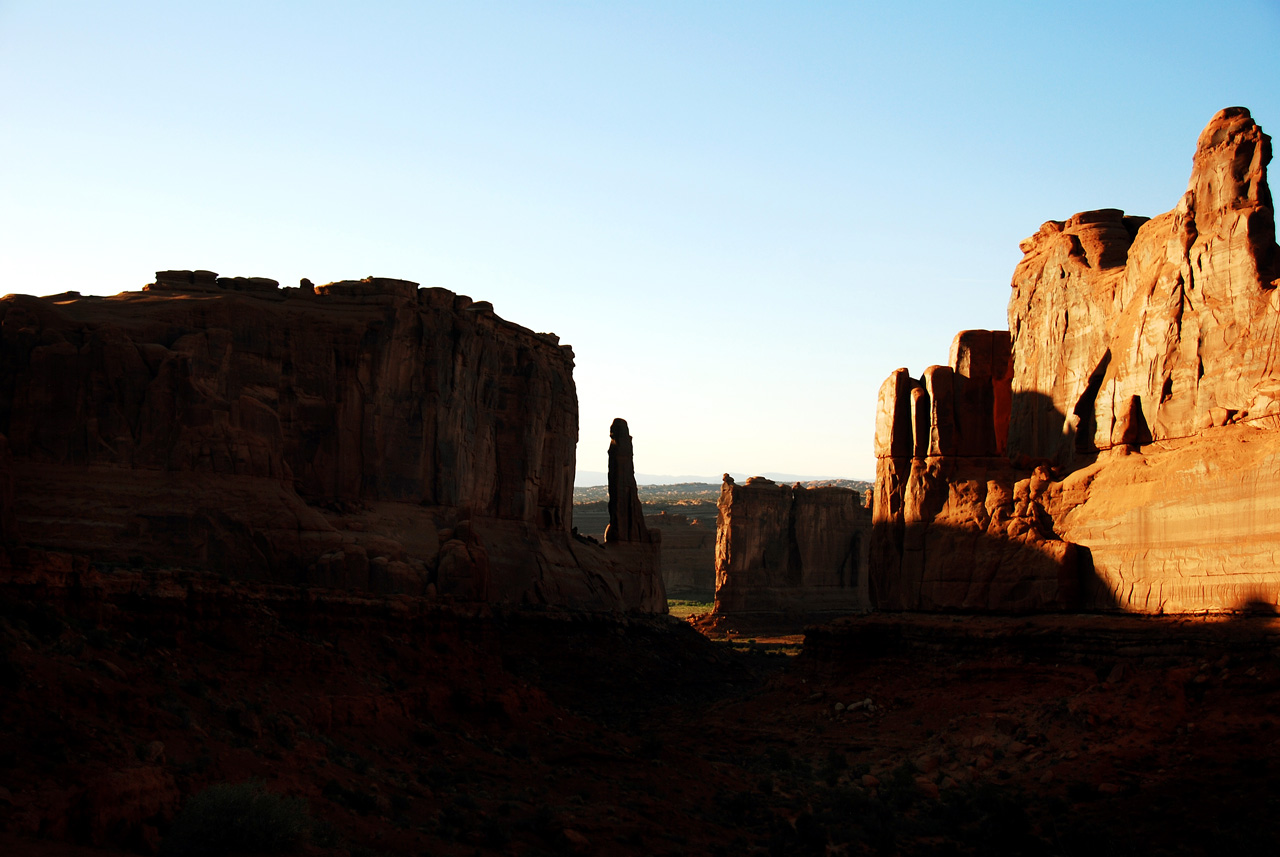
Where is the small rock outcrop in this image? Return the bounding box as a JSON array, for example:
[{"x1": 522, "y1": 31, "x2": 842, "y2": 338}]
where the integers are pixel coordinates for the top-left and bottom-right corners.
[
  {"x1": 0, "y1": 276, "x2": 663, "y2": 611},
  {"x1": 872, "y1": 107, "x2": 1280, "y2": 613},
  {"x1": 715, "y1": 476, "x2": 870, "y2": 613}
]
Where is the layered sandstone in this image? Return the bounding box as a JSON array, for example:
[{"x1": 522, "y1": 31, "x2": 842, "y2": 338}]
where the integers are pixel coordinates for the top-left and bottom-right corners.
[
  {"x1": 714, "y1": 476, "x2": 870, "y2": 614},
  {"x1": 872, "y1": 107, "x2": 1280, "y2": 613},
  {"x1": 0, "y1": 276, "x2": 663, "y2": 611}
]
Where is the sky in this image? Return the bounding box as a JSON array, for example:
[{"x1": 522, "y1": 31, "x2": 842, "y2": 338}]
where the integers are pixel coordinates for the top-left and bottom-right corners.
[{"x1": 2, "y1": 1, "x2": 1277, "y2": 483}]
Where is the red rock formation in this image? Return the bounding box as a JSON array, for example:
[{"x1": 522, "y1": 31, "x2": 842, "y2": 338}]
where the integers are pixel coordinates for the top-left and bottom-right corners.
[
  {"x1": 871, "y1": 332, "x2": 1077, "y2": 612},
  {"x1": 599, "y1": 417, "x2": 665, "y2": 610},
  {"x1": 714, "y1": 475, "x2": 870, "y2": 613},
  {"x1": 605, "y1": 418, "x2": 649, "y2": 544},
  {"x1": 1010, "y1": 107, "x2": 1277, "y2": 465},
  {"x1": 873, "y1": 107, "x2": 1280, "y2": 613},
  {"x1": 0, "y1": 276, "x2": 662, "y2": 611}
]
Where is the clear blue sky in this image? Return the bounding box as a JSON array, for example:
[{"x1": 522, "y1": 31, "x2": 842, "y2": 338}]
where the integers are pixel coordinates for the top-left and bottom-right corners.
[{"x1": 2, "y1": 2, "x2": 1277, "y2": 482}]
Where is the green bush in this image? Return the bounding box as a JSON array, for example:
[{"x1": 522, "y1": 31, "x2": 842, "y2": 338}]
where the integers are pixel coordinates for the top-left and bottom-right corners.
[{"x1": 162, "y1": 780, "x2": 312, "y2": 856}]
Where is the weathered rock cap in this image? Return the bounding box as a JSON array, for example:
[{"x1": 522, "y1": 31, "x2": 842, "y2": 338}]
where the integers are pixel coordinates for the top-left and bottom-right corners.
[
  {"x1": 1017, "y1": 210, "x2": 1148, "y2": 269},
  {"x1": 149, "y1": 270, "x2": 281, "y2": 294},
  {"x1": 1189, "y1": 106, "x2": 1272, "y2": 216},
  {"x1": 147, "y1": 271, "x2": 435, "y2": 304},
  {"x1": 217, "y1": 276, "x2": 280, "y2": 292},
  {"x1": 1195, "y1": 106, "x2": 1257, "y2": 155},
  {"x1": 149, "y1": 269, "x2": 220, "y2": 291},
  {"x1": 316, "y1": 277, "x2": 420, "y2": 300}
]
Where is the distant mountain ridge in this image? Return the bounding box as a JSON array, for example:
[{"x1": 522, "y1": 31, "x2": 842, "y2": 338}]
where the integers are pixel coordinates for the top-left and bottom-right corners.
[{"x1": 574, "y1": 470, "x2": 871, "y2": 488}]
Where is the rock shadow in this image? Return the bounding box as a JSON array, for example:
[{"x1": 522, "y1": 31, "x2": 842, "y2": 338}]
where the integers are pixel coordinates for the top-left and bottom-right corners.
[
  {"x1": 872, "y1": 388, "x2": 1125, "y2": 612},
  {"x1": 870, "y1": 517, "x2": 1120, "y2": 613}
]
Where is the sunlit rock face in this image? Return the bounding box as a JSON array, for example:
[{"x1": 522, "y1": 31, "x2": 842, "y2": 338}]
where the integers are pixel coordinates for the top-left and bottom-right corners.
[
  {"x1": 1010, "y1": 107, "x2": 1277, "y2": 467},
  {"x1": 714, "y1": 476, "x2": 870, "y2": 614},
  {"x1": 0, "y1": 275, "x2": 664, "y2": 611},
  {"x1": 873, "y1": 107, "x2": 1280, "y2": 613}
]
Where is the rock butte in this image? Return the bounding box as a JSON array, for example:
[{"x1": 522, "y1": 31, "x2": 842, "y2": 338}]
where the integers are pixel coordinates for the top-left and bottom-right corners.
[
  {"x1": 872, "y1": 106, "x2": 1280, "y2": 614},
  {"x1": 0, "y1": 274, "x2": 663, "y2": 611},
  {"x1": 714, "y1": 475, "x2": 871, "y2": 614}
]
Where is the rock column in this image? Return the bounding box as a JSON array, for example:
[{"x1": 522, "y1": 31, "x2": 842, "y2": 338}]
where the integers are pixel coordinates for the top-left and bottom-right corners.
[{"x1": 605, "y1": 418, "x2": 650, "y2": 544}]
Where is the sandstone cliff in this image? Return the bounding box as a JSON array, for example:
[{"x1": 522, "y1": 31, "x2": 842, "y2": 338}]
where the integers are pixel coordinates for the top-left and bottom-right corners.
[
  {"x1": 1010, "y1": 107, "x2": 1277, "y2": 466},
  {"x1": 714, "y1": 475, "x2": 870, "y2": 614},
  {"x1": 872, "y1": 107, "x2": 1280, "y2": 613},
  {"x1": 0, "y1": 276, "x2": 663, "y2": 611}
]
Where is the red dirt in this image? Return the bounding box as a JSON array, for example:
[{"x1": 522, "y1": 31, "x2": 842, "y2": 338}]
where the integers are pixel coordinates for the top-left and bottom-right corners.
[{"x1": 3, "y1": 568, "x2": 1279, "y2": 855}]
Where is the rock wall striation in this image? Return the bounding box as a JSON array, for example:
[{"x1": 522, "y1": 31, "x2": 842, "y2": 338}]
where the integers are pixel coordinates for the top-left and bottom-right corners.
[
  {"x1": 872, "y1": 107, "x2": 1280, "y2": 613},
  {"x1": 714, "y1": 475, "x2": 870, "y2": 614},
  {"x1": 0, "y1": 275, "x2": 663, "y2": 610}
]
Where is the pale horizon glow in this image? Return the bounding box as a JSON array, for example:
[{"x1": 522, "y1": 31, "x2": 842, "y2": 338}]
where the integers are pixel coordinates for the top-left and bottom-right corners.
[{"x1": 2, "y1": 2, "x2": 1277, "y2": 481}]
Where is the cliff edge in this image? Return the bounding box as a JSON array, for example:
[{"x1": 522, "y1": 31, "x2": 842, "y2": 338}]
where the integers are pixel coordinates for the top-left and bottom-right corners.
[{"x1": 0, "y1": 275, "x2": 663, "y2": 611}]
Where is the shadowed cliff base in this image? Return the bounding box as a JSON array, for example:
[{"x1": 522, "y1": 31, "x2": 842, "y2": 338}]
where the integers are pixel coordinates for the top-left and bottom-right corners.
[
  {"x1": 872, "y1": 414, "x2": 1280, "y2": 616},
  {"x1": 870, "y1": 519, "x2": 1119, "y2": 614},
  {"x1": 871, "y1": 386, "x2": 1108, "y2": 612}
]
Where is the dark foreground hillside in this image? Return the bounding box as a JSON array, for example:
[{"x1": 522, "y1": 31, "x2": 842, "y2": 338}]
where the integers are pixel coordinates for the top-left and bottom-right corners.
[{"x1": 2, "y1": 567, "x2": 1279, "y2": 856}]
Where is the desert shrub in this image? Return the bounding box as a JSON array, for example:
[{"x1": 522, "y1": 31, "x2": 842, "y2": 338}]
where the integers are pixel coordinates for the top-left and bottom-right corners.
[{"x1": 162, "y1": 780, "x2": 312, "y2": 856}]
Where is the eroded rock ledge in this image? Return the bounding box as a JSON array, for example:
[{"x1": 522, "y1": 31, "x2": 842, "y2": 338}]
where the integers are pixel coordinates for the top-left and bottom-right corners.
[{"x1": 0, "y1": 274, "x2": 663, "y2": 611}]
